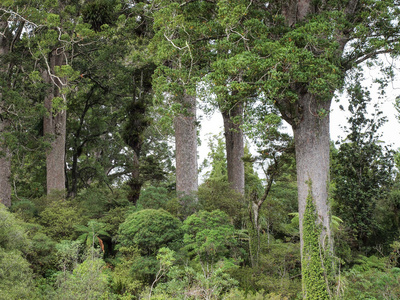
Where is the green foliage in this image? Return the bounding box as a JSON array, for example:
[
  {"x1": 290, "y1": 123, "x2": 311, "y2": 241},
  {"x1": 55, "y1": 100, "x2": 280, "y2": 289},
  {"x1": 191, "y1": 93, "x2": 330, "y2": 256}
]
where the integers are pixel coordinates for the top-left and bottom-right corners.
[
  {"x1": 75, "y1": 220, "x2": 109, "y2": 250},
  {"x1": 262, "y1": 181, "x2": 298, "y2": 239},
  {"x1": 111, "y1": 246, "x2": 143, "y2": 296},
  {"x1": 182, "y1": 210, "x2": 239, "y2": 265},
  {"x1": 0, "y1": 249, "x2": 36, "y2": 299},
  {"x1": 56, "y1": 257, "x2": 111, "y2": 300},
  {"x1": 343, "y1": 255, "x2": 400, "y2": 299},
  {"x1": 0, "y1": 204, "x2": 36, "y2": 298},
  {"x1": 257, "y1": 240, "x2": 302, "y2": 297},
  {"x1": 148, "y1": 247, "x2": 176, "y2": 298},
  {"x1": 11, "y1": 199, "x2": 39, "y2": 222},
  {"x1": 198, "y1": 180, "x2": 245, "y2": 226},
  {"x1": 98, "y1": 205, "x2": 130, "y2": 240},
  {"x1": 0, "y1": 203, "x2": 30, "y2": 251},
  {"x1": 55, "y1": 240, "x2": 81, "y2": 274},
  {"x1": 199, "y1": 136, "x2": 252, "y2": 226},
  {"x1": 75, "y1": 187, "x2": 124, "y2": 219},
  {"x1": 2, "y1": 1, "x2": 400, "y2": 299},
  {"x1": 82, "y1": 0, "x2": 116, "y2": 32},
  {"x1": 302, "y1": 188, "x2": 330, "y2": 299},
  {"x1": 201, "y1": 134, "x2": 228, "y2": 183},
  {"x1": 137, "y1": 186, "x2": 171, "y2": 210},
  {"x1": 25, "y1": 226, "x2": 57, "y2": 276},
  {"x1": 223, "y1": 289, "x2": 289, "y2": 300},
  {"x1": 332, "y1": 78, "x2": 395, "y2": 253},
  {"x1": 151, "y1": 260, "x2": 238, "y2": 300},
  {"x1": 118, "y1": 209, "x2": 183, "y2": 256},
  {"x1": 38, "y1": 198, "x2": 86, "y2": 241}
]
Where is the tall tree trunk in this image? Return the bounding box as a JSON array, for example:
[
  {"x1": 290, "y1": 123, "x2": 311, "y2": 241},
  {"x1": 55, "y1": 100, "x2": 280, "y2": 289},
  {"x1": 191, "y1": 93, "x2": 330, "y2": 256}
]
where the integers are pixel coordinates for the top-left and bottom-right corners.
[
  {"x1": 292, "y1": 93, "x2": 332, "y2": 298},
  {"x1": 279, "y1": 1, "x2": 335, "y2": 296},
  {"x1": 0, "y1": 20, "x2": 12, "y2": 207},
  {"x1": 174, "y1": 94, "x2": 198, "y2": 197},
  {"x1": 43, "y1": 50, "x2": 67, "y2": 194},
  {"x1": 293, "y1": 94, "x2": 332, "y2": 254},
  {"x1": 122, "y1": 73, "x2": 151, "y2": 205},
  {"x1": 221, "y1": 102, "x2": 244, "y2": 195}
]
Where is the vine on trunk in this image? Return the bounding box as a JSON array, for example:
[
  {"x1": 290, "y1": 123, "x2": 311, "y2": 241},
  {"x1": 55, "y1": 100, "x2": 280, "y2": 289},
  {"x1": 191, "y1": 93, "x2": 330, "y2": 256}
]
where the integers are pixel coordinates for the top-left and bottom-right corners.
[{"x1": 302, "y1": 181, "x2": 331, "y2": 299}]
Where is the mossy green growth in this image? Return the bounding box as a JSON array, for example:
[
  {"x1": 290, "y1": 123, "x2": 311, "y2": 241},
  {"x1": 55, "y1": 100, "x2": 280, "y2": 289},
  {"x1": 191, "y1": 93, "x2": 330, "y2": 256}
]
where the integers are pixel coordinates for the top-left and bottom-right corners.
[{"x1": 301, "y1": 188, "x2": 330, "y2": 299}]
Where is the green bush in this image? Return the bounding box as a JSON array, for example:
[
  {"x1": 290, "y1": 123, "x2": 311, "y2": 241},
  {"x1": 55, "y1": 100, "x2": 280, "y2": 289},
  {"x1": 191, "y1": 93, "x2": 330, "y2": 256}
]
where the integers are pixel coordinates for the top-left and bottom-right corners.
[
  {"x1": 0, "y1": 203, "x2": 30, "y2": 251},
  {"x1": 152, "y1": 260, "x2": 238, "y2": 299},
  {"x1": 111, "y1": 246, "x2": 143, "y2": 296},
  {"x1": 182, "y1": 210, "x2": 239, "y2": 265},
  {"x1": 118, "y1": 209, "x2": 183, "y2": 255},
  {"x1": 198, "y1": 180, "x2": 245, "y2": 226},
  {"x1": 10, "y1": 199, "x2": 39, "y2": 222},
  {"x1": 137, "y1": 186, "x2": 171, "y2": 210},
  {"x1": 0, "y1": 249, "x2": 36, "y2": 299},
  {"x1": 25, "y1": 227, "x2": 57, "y2": 276},
  {"x1": 99, "y1": 206, "x2": 130, "y2": 239},
  {"x1": 343, "y1": 255, "x2": 400, "y2": 299},
  {"x1": 39, "y1": 198, "x2": 86, "y2": 241},
  {"x1": 0, "y1": 204, "x2": 36, "y2": 299},
  {"x1": 56, "y1": 257, "x2": 111, "y2": 300},
  {"x1": 76, "y1": 186, "x2": 130, "y2": 219}
]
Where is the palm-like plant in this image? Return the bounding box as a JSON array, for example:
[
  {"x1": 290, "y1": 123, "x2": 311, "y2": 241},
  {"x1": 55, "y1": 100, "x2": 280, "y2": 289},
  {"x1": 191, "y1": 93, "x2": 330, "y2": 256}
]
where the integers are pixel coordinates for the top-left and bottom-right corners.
[{"x1": 75, "y1": 220, "x2": 109, "y2": 253}]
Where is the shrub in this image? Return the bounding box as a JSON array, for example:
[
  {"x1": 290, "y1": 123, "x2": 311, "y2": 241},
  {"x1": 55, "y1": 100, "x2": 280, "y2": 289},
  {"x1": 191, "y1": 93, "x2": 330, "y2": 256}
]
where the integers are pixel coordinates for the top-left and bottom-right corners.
[
  {"x1": 0, "y1": 203, "x2": 30, "y2": 251},
  {"x1": 137, "y1": 186, "x2": 171, "y2": 210},
  {"x1": 182, "y1": 210, "x2": 238, "y2": 265},
  {"x1": 118, "y1": 209, "x2": 183, "y2": 255},
  {"x1": 0, "y1": 249, "x2": 36, "y2": 299},
  {"x1": 56, "y1": 257, "x2": 110, "y2": 300},
  {"x1": 39, "y1": 199, "x2": 86, "y2": 241}
]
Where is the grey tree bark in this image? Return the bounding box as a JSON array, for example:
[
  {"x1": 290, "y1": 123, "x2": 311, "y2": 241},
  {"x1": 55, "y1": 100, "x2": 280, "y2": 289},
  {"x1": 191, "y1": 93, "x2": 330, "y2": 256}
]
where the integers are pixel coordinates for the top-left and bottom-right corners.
[
  {"x1": 43, "y1": 49, "x2": 67, "y2": 194},
  {"x1": 221, "y1": 102, "x2": 244, "y2": 195},
  {"x1": 277, "y1": 0, "x2": 337, "y2": 256},
  {"x1": 0, "y1": 20, "x2": 12, "y2": 207},
  {"x1": 174, "y1": 94, "x2": 198, "y2": 197},
  {"x1": 292, "y1": 94, "x2": 332, "y2": 253}
]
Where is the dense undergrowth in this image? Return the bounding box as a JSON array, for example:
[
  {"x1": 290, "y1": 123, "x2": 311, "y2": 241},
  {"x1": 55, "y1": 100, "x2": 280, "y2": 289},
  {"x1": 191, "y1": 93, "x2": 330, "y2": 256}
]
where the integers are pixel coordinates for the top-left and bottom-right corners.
[{"x1": 2, "y1": 182, "x2": 400, "y2": 300}]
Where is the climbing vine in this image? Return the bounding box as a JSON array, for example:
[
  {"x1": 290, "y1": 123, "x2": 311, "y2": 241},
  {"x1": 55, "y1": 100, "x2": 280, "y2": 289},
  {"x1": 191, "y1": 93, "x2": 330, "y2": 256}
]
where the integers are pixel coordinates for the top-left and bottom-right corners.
[{"x1": 301, "y1": 183, "x2": 331, "y2": 299}]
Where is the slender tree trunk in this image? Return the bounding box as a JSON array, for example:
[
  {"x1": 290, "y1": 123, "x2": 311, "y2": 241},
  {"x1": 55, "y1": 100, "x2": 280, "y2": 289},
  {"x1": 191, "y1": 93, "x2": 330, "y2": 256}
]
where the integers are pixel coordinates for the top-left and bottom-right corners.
[
  {"x1": 222, "y1": 102, "x2": 245, "y2": 195},
  {"x1": 0, "y1": 20, "x2": 12, "y2": 207},
  {"x1": 128, "y1": 151, "x2": 142, "y2": 204},
  {"x1": 174, "y1": 94, "x2": 198, "y2": 197},
  {"x1": 0, "y1": 120, "x2": 11, "y2": 207},
  {"x1": 43, "y1": 49, "x2": 67, "y2": 194},
  {"x1": 122, "y1": 74, "x2": 150, "y2": 204},
  {"x1": 293, "y1": 93, "x2": 332, "y2": 254}
]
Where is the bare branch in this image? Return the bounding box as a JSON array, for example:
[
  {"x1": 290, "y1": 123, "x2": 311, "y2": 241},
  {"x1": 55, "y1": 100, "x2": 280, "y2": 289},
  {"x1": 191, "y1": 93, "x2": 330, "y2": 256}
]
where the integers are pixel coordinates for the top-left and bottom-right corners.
[{"x1": 0, "y1": 8, "x2": 40, "y2": 29}]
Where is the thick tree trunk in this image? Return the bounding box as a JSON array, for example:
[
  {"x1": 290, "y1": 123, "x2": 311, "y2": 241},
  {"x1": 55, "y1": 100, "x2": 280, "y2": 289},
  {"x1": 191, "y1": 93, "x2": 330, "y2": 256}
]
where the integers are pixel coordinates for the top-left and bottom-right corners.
[
  {"x1": 43, "y1": 50, "x2": 67, "y2": 194},
  {"x1": 174, "y1": 94, "x2": 198, "y2": 197},
  {"x1": 293, "y1": 93, "x2": 332, "y2": 253},
  {"x1": 222, "y1": 102, "x2": 245, "y2": 195},
  {"x1": 0, "y1": 21, "x2": 12, "y2": 207}
]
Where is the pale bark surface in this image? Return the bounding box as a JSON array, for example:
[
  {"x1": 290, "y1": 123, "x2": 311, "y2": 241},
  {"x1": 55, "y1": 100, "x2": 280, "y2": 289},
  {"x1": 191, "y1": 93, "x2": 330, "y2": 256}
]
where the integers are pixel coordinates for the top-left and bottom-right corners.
[
  {"x1": 43, "y1": 50, "x2": 67, "y2": 194},
  {"x1": 0, "y1": 20, "x2": 12, "y2": 207},
  {"x1": 276, "y1": 0, "x2": 339, "y2": 256},
  {"x1": 174, "y1": 94, "x2": 198, "y2": 197},
  {"x1": 222, "y1": 102, "x2": 244, "y2": 195},
  {"x1": 292, "y1": 94, "x2": 332, "y2": 252}
]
